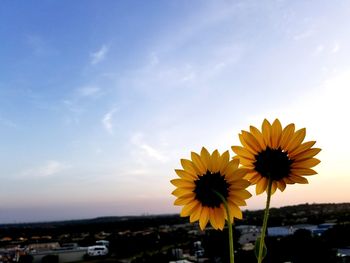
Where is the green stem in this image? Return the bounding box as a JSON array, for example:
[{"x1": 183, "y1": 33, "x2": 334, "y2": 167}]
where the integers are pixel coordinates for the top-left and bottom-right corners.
[
  {"x1": 214, "y1": 191, "x2": 234, "y2": 263},
  {"x1": 258, "y1": 178, "x2": 273, "y2": 263}
]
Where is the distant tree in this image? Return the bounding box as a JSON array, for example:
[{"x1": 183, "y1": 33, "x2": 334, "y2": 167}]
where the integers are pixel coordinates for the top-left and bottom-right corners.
[
  {"x1": 323, "y1": 223, "x2": 350, "y2": 247},
  {"x1": 41, "y1": 254, "x2": 59, "y2": 263},
  {"x1": 18, "y1": 255, "x2": 33, "y2": 263}
]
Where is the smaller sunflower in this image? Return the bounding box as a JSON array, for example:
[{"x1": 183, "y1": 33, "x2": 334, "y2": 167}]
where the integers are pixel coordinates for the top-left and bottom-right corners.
[
  {"x1": 232, "y1": 119, "x2": 321, "y2": 195},
  {"x1": 171, "y1": 147, "x2": 252, "y2": 230}
]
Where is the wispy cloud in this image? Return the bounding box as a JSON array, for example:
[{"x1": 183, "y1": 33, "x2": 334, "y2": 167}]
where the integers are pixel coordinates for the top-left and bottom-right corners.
[
  {"x1": 102, "y1": 108, "x2": 117, "y2": 134},
  {"x1": 331, "y1": 42, "x2": 340, "y2": 54},
  {"x1": 20, "y1": 160, "x2": 69, "y2": 178},
  {"x1": 90, "y1": 45, "x2": 109, "y2": 65},
  {"x1": 293, "y1": 29, "x2": 314, "y2": 41},
  {"x1": 139, "y1": 144, "x2": 167, "y2": 162},
  {"x1": 313, "y1": 44, "x2": 324, "y2": 55},
  {"x1": 130, "y1": 133, "x2": 168, "y2": 162}
]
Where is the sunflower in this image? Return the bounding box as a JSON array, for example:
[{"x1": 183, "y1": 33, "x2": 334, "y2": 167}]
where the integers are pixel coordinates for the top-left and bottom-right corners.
[
  {"x1": 232, "y1": 119, "x2": 321, "y2": 195},
  {"x1": 171, "y1": 147, "x2": 252, "y2": 230}
]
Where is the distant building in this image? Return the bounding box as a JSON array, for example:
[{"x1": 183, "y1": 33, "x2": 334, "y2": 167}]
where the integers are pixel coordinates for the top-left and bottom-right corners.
[
  {"x1": 237, "y1": 223, "x2": 335, "y2": 243},
  {"x1": 337, "y1": 248, "x2": 350, "y2": 258},
  {"x1": 267, "y1": 226, "x2": 294, "y2": 237},
  {"x1": 193, "y1": 241, "x2": 205, "y2": 258},
  {"x1": 26, "y1": 243, "x2": 87, "y2": 263},
  {"x1": 293, "y1": 223, "x2": 335, "y2": 236},
  {"x1": 27, "y1": 242, "x2": 60, "y2": 251},
  {"x1": 236, "y1": 225, "x2": 261, "y2": 244},
  {"x1": 171, "y1": 248, "x2": 183, "y2": 259},
  {"x1": 29, "y1": 247, "x2": 88, "y2": 263},
  {"x1": 169, "y1": 260, "x2": 193, "y2": 263}
]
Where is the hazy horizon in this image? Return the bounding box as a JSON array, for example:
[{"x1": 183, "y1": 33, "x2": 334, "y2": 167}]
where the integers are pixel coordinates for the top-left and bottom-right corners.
[
  {"x1": 1, "y1": 201, "x2": 347, "y2": 225},
  {"x1": 1, "y1": 0, "x2": 350, "y2": 223}
]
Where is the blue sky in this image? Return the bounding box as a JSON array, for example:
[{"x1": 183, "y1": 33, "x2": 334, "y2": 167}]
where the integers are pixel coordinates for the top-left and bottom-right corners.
[{"x1": 0, "y1": 0, "x2": 350, "y2": 223}]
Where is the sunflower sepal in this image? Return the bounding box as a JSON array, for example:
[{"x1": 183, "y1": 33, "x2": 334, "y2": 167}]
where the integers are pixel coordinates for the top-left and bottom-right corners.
[{"x1": 254, "y1": 237, "x2": 267, "y2": 261}]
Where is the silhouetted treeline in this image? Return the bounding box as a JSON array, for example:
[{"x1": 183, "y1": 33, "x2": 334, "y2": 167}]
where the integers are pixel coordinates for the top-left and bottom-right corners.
[{"x1": 239, "y1": 202, "x2": 350, "y2": 226}]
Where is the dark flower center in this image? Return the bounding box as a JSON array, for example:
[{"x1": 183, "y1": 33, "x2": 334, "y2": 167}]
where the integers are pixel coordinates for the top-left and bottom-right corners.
[
  {"x1": 193, "y1": 171, "x2": 229, "y2": 208},
  {"x1": 254, "y1": 147, "x2": 293, "y2": 181}
]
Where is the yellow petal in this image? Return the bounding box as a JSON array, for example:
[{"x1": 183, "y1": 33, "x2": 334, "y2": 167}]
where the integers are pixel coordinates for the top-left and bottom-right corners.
[
  {"x1": 211, "y1": 150, "x2": 220, "y2": 173},
  {"x1": 271, "y1": 119, "x2": 282, "y2": 149},
  {"x1": 270, "y1": 181, "x2": 277, "y2": 195},
  {"x1": 230, "y1": 189, "x2": 252, "y2": 200},
  {"x1": 293, "y1": 148, "x2": 321, "y2": 161},
  {"x1": 231, "y1": 168, "x2": 251, "y2": 180},
  {"x1": 244, "y1": 171, "x2": 258, "y2": 180},
  {"x1": 256, "y1": 177, "x2": 268, "y2": 195},
  {"x1": 250, "y1": 125, "x2": 266, "y2": 149},
  {"x1": 235, "y1": 156, "x2": 254, "y2": 167},
  {"x1": 249, "y1": 173, "x2": 262, "y2": 184},
  {"x1": 190, "y1": 203, "x2": 202, "y2": 223},
  {"x1": 175, "y1": 169, "x2": 197, "y2": 180},
  {"x1": 228, "y1": 179, "x2": 251, "y2": 190},
  {"x1": 289, "y1": 174, "x2": 309, "y2": 184},
  {"x1": 170, "y1": 179, "x2": 195, "y2": 188},
  {"x1": 280, "y1": 123, "x2": 295, "y2": 149},
  {"x1": 241, "y1": 131, "x2": 262, "y2": 153},
  {"x1": 293, "y1": 158, "x2": 321, "y2": 168},
  {"x1": 171, "y1": 188, "x2": 192, "y2": 197},
  {"x1": 230, "y1": 157, "x2": 240, "y2": 168},
  {"x1": 277, "y1": 180, "x2": 286, "y2": 192},
  {"x1": 262, "y1": 119, "x2": 272, "y2": 147},
  {"x1": 228, "y1": 201, "x2": 243, "y2": 219},
  {"x1": 226, "y1": 168, "x2": 250, "y2": 182},
  {"x1": 209, "y1": 208, "x2": 218, "y2": 230},
  {"x1": 181, "y1": 159, "x2": 199, "y2": 175},
  {"x1": 228, "y1": 197, "x2": 247, "y2": 206},
  {"x1": 219, "y1": 151, "x2": 230, "y2": 174},
  {"x1": 283, "y1": 177, "x2": 295, "y2": 184},
  {"x1": 199, "y1": 207, "x2": 210, "y2": 230},
  {"x1": 289, "y1": 141, "x2": 316, "y2": 157},
  {"x1": 174, "y1": 194, "x2": 195, "y2": 205},
  {"x1": 231, "y1": 146, "x2": 255, "y2": 160},
  {"x1": 291, "y1": 168, "x2": 317, "y2": 176},
  {"x1": 200, "y1": 147, "x2": 212, "y2": 171},
  {"x1": 191, "y1": 152, "x2": 206, "y2": 174},
  {"x1": 286, "y1": 128, "x2": 306, "y2": 153},
  {"x1": 180, "y1": 200, "x2": 199, "y2": 217},
  {"x1": 223, "y1": 159, "x2": 239, "y2": 176},
  {"x1": 238, "y1": 134, "x2": 254, "y2": 155},
  {"x1": 214, "y1": 206, "x2": 225, "y2": 230}
]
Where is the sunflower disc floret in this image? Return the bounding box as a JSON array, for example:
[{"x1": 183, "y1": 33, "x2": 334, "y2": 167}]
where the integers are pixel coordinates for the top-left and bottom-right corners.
[
  {"x1": 232, "y1": 119, "x2": 321, "y2": 195},
  {"x1": 171, "y1": 147, "x2": 252, "y2": 230}
]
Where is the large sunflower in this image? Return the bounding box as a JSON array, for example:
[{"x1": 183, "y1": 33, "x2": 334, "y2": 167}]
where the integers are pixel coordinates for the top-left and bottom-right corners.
[
  {"x1": 171, "y1": 147, "x2": 252, "y2": 230},
  {"x1": 232, "y1": 119, "x2": 321, "y2": 195}
]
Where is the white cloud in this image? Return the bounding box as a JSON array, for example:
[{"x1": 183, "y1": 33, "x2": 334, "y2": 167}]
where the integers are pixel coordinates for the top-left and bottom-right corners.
[
  {"x1": 140, "y1": 144, "x2": 167, "y2": 162},
  {"x1": 102, "y1": 108, "x2": 117, "y2": 134},
  {"x1": 314, "y1": 44, "x2": 324, "y2": 54},
  {"x1": 293, "y1": 29, "x2": 314, "y2": 41},
  {"x1": 20, "y1": 160, "x2": 69, "y2": 178},
  {"x1": 331, "y1": 42, "x2": 340, "y2": 54},
  {"x1": 130, "y1": 133, "x2": 168, "y2": 162},
  {"x1": 90, "y1": 45, "x2": 109, "y2": 65}
]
